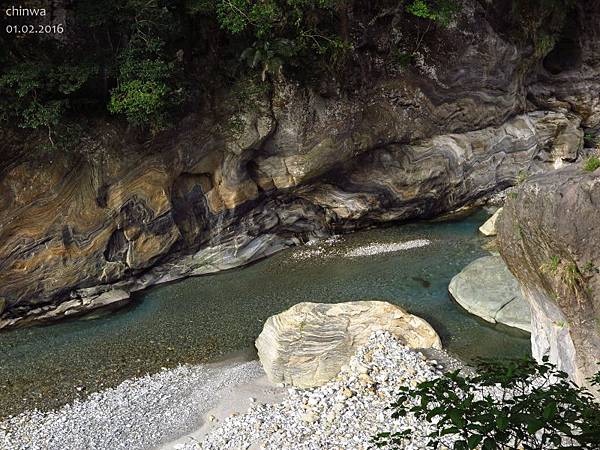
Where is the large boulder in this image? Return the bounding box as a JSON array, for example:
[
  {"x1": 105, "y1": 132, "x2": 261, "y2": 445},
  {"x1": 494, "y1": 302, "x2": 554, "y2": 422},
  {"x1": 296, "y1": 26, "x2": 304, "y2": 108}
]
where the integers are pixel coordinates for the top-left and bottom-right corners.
[
  {"x1": 255, "y1": 301, "x2": 441, "y2": 388},
  {"x1": 449, "y1": 255, "x2": 531, "y2": 332},
  {"x1": 498, "y1": 167, "x2": 600, "y2": 390}
]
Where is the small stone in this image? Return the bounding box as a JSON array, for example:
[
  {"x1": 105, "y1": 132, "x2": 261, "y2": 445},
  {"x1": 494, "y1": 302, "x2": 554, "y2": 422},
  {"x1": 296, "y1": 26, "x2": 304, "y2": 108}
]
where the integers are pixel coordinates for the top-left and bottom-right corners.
[
  {"x1": 358, "y1": 374, "x2": 373, "y2": 385},
  {"x1": 301, "y1": 411, "x2": 319, "y2": 423}
]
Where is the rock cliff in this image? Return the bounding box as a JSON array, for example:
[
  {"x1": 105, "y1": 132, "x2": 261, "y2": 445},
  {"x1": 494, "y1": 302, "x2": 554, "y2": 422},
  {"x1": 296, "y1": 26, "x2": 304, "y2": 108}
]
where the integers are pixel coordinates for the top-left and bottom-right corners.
[
  {"x1": 1, "y1": 0, "x2": 599, "y2": 327},
  {"x1": 498, "y1": 167, "x2": 600, "y2": 390}
]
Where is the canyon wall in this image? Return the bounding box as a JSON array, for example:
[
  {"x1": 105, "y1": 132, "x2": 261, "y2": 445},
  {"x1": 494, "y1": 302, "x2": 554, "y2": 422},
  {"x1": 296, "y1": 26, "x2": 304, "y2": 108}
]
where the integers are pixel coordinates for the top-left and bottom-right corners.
[
  {"x1": 1, "y1": 0, "x2": 599, "y2": 328},
  {"x1": 499, "y1": 168, "x2": 600, "y2": 391}
]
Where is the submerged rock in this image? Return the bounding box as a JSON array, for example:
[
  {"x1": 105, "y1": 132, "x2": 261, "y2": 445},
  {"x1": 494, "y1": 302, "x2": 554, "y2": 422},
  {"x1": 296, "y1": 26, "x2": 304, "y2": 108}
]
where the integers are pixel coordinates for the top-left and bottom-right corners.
[
  {"x1": 449, "y1": 256, "x2": 531, "y2": 332},
  {"x1": 479, "y1": 208, "x2": 503, "y2": 236},
  {"x1": 255, "y1": 301, "x2": 441, "y2": 388}
]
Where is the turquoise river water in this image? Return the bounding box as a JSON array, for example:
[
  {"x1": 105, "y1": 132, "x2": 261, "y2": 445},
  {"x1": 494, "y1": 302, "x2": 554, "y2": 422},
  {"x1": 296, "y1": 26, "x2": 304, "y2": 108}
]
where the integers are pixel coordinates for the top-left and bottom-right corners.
[{"x1": 0, "y1": 209, "x2": 530, "y2": 418}]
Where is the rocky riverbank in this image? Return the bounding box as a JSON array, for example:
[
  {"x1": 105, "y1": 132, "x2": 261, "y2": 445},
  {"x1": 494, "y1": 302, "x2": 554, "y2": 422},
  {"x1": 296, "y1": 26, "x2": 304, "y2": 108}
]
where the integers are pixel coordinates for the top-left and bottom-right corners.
[
  {"x1": 192, "y1": 331, "x2": 463, "y2": 450},
  {"x1": 0, "y1": 331, "x2": 464, "y2": 450},
  {"x1": 0, "y1": 359, "x2": 266, "y2": 450}
]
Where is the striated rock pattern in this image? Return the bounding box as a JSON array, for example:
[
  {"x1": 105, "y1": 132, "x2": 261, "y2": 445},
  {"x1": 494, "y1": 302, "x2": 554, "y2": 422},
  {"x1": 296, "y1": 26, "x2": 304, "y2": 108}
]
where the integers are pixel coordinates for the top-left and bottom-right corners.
[
  {"x1": 498, "y1": 168, "x2": 600, "y2": 390},
  {"x1": 449, "y1": 255, "x2": 531, "y2": 332},
  {"x1": 1, "y1": 0, "x2": 599, "y2": 327},
  {"x1": 255, "y1": 301, "x2": 441, "y2": 388}
]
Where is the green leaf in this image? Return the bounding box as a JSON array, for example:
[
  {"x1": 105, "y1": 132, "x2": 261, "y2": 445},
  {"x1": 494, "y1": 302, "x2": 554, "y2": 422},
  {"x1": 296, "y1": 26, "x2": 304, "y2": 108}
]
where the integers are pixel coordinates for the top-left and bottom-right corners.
[
  {"x1": 482, "y1": 437, "x2": 497, "y2": 450},
  {"x1": 496, "y1": 414, "x2": 509, "y2": 430},
  {"x1": 467, "y1": 434, "x2": 483, "y2": 449}
]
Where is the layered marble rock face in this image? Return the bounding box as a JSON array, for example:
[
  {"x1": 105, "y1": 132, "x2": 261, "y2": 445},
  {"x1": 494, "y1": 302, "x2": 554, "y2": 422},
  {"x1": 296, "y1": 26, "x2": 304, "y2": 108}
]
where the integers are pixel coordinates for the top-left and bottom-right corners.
[
  {"x1": 1, "y1": 0, "x2": 599, "y2": 327},
  {"x1": 255, "y1": 301, "x2": 441, "y2": 388},
  {"x1": 449, "y1": 255, "x2": 531, "y2": 332},
  {"x1": 498, "y1": 168, "x2": 600, "y2": 391}
]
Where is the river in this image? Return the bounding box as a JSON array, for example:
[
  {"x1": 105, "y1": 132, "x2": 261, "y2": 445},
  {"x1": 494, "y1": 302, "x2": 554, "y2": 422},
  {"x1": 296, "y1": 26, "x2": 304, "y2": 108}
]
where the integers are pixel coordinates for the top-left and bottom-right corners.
[{"x1": 0, "y1": 209, "x2": 529, "y2": 418}]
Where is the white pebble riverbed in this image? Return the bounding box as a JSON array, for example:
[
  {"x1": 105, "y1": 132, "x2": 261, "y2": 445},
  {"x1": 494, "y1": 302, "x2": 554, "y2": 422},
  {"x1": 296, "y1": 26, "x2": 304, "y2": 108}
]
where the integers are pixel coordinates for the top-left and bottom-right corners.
[
  {"x1": 1, "y1": 332, "x2": 463, "y2": 450},
  {"x1": 193, "y1": 331, "x2": 459, "y2": 450},
  {"x1": 0, "y1": 359, "x2": 264, "y2": 450},
  {"x1": 344, "y1": 240, "x2": 432, "y2": 258}
]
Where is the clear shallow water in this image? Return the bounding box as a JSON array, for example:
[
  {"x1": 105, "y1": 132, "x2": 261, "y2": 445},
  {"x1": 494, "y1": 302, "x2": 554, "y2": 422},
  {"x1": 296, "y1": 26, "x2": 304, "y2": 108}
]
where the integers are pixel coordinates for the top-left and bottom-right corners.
[{"x1": 0, "y1": 209, "x2": 530, "y2": 417}]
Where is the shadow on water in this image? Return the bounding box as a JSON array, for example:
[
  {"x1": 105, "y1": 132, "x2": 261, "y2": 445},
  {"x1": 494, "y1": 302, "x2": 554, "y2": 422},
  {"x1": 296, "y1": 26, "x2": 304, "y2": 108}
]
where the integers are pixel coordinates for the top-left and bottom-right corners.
[{"x1": 0, "y1": 208, "x2": 531, "y2": 418}]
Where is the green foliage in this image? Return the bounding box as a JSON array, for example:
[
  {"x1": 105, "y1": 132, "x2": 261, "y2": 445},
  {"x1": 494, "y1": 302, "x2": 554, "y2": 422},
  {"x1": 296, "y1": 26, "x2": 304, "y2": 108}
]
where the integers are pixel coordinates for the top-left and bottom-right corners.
[
  {"x1": 216, "y1": 0, "x2": 340, "y2": 37},
  {"x1": 583, "y1": 260, "x2": 598, "y2": 274},
  {"x1": 562, "y1": 262, "x2": 583, "y2": 291},
  {"x1": 511, "y1": 0, "x2": 576, "y2": 44},
  {"x1": 109, "y1": 80, "x2": 169, "y2": 129},
  {"x1": 534, "y1": 32, "x2": 556, "y2": 58},
  {"x1": 406, "y1": 0, "x2": 460, "y2": 27},
  {"x1": 0, "y1": 62, "x2": 97, "y2": 144},
  {"x1": 516, "y1": 170, "x2": 529, "y2": 185},
  {"x1": 402, "y1": 0, "x2": 459, "y2": 63},
  {"x1": 374, "y1": 357, "x2": 600, "y2": 450},
  {"x1": 390, "y1": 49, "x2": 415, "y2": 69},
  {"x1": 584, "y1": 132, "x2": 599, "y2": 148},
  {"x1": 240, "y1": 39, "x2": 296, "y2": 81},
  {"x1": 215, "y1": 0, "x2": 349, "y2": 76},
  {"x1": 583, "y1": 155, "x2": 600, "y2": 172},
  {"x1": 0, "y1": 0, "x2": 465, "y2": 143},
  {"x1": 224, "y1": 76, "x2": 271, "y2": 135},
  {"x1": 108, "y1": 37, "x2": 180, "y2": 131},
  {"x1": 542, "y1": 255, "x2": 561, "y2": 275}
]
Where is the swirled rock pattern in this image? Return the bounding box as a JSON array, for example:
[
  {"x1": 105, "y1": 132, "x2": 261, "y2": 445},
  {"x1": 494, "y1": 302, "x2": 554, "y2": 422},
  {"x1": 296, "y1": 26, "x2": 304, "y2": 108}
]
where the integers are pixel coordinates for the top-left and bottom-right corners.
[
  {"x1": 255, "y1": 301, "x2": 441, "y2": 388},
  {"x1": 498, "y1": 168, "x2": 600, "y2": 391},
  {"x1": 1, "y1": 0, "x2": 599, "y2": 327}
]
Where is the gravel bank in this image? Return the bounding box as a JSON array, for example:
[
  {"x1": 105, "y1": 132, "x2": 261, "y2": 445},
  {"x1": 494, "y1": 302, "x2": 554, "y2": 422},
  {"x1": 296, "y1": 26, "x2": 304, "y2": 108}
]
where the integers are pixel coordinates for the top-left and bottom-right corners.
[
  {"x1": 190, "y1": 331, "x2": 462, "y2": 450},
  {"x1": 0, "y1": 359, "x2": 265, "y2": 450},
  {"x1": 344, "y1": 239, "x2": 431, "y2": 257},
  {"x1": 291, "y1": 236, "x2": 432, "y2": 261},
  {"x1": 1, "y1": 332, "x2": 466, "y2": 450}
]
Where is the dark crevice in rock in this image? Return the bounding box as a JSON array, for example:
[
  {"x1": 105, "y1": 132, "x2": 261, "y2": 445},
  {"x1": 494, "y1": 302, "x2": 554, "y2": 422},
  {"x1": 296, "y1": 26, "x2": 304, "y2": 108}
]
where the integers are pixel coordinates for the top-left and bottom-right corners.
[
  {"x1": 104, "y1": 229, "x2": 128, "y2": 263},
  {"x1": 119, "y1": 198, "x2": 153, "y2": 228},
  {"x1": 171, "y1": 173, "x2": 212, "y2": 247},
  {"x1": 543, "y1": 11, "x2": 582, "y2": 75}
]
